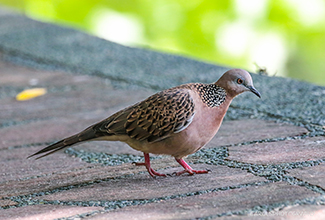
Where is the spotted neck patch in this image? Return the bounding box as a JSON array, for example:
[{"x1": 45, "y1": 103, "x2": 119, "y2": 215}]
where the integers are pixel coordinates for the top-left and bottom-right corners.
[{"x1": 193, "y1": 83, "x2": 226, "y2": 107}]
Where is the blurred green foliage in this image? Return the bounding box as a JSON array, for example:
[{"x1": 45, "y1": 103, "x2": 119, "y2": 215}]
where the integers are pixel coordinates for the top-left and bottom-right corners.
[{"x1": 1, "y1": 0, "x2": 325, "y2": 85}]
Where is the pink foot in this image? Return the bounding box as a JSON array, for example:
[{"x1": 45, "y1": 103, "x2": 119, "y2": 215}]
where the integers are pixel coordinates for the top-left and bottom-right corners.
[
  {"x1": 134, "y1": 153, "x2": 166, "y2": 177},
  {"x1": 175, "y1": 158, "x2": 210, "y2": 176}
]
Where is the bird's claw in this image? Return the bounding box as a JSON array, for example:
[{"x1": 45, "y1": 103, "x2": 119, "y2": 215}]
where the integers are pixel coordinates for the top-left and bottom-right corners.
[{"x1": 133, "y1": 156, "x2": 167, "y2": 177}]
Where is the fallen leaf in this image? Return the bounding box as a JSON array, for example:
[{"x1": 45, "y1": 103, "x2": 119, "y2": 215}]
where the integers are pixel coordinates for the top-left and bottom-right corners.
[{"x1": 16, "y1": 88, "x2": 47, "y2": 101}]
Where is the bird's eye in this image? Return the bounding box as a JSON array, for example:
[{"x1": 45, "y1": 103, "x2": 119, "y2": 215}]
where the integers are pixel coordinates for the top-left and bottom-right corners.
[{"x1": 237, "y1": 78, "x2": 243, "y2": 84}]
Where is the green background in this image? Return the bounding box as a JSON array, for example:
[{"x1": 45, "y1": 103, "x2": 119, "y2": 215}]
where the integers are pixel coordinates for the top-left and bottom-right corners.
[{"x1": 1, "y1": 0, "x2": 325, "y2": 85}]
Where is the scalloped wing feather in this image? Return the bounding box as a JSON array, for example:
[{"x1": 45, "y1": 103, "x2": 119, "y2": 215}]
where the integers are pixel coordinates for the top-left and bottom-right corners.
[{"x1": 94, "y1": 87, "x2": 195, "y2": 142}]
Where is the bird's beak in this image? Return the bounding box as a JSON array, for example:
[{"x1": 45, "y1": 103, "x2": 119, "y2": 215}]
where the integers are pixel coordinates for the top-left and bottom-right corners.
[{"x1": 246, "y1": 85, "x2": 261, "y2": 98}]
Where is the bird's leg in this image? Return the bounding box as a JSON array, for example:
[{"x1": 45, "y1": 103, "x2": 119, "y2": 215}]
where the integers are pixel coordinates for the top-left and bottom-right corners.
[
  {"x1": 134, "y1": 153, "x2": 166, "y2": 177},
  {"x1": 175, "y1": 158, "x2": 209, "y2": 176}
]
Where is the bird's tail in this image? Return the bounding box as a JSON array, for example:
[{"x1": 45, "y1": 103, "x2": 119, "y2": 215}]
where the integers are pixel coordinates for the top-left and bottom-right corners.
[{"x1": 27, "y1": 127, "x2": 97, "y2": 160}]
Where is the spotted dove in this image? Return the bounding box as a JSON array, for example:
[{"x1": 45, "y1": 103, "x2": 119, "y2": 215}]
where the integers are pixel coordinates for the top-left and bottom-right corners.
[{"x1": 28, "y1": 69, "x2": 261, "y2": 177}]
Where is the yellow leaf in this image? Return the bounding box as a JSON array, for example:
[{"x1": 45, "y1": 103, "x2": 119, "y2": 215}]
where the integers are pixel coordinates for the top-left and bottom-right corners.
[{"x1": 16, "y1": 88, "x2": 47, "y2": 101}]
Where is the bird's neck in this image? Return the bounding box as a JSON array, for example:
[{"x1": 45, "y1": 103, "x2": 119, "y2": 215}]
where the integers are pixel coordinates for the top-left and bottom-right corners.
[{"x1": 192, "y1": 83, "x2": 227, "y2": 108}]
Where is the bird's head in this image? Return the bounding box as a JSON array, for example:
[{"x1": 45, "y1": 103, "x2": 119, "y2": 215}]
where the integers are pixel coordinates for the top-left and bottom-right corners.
[{"x1": 216, "y1": 69, "x2": 261, "y2": 98}]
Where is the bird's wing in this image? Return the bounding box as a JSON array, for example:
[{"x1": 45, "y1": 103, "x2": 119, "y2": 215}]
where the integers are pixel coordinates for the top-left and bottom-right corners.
[{"x1": 94, "y1": 87, "x2": 196, "y2": 142}]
